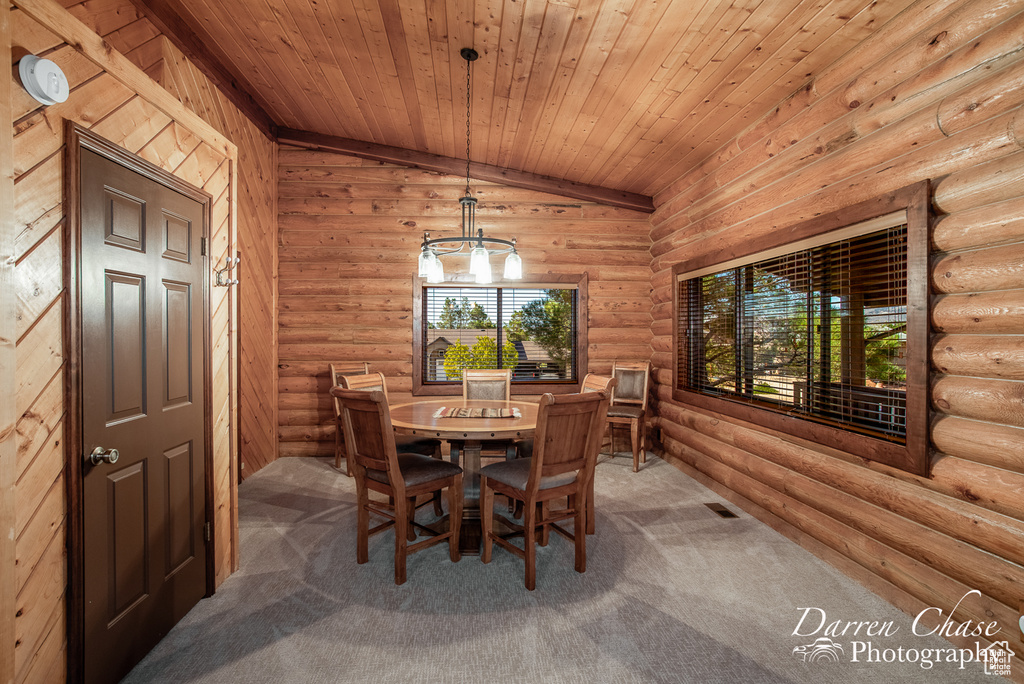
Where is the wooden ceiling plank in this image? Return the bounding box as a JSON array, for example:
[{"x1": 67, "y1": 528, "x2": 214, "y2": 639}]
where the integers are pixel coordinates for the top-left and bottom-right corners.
[
  {"x1": 504, "y1": 1, "x2": 577, "y2": 172},
  {"x1": 327, "y1": 0, "x2": 406, "y2": 145},
  {"x1": 250, "y1": 0, "x2": 341, "y2": 134},
  {"x1": 353, "y1": 0, "x2": 420, "y2": 150},
  {"x1": 276, "y1": 127, "x2": 654, "y2": 212},
  {"x1": 560, "y1": 0, "x2": 688, "y2": 183},
  {"x1": 423, "y1": 0, "x2": 457, "y2": 160},
  {"x1": 393, "y1": 0, "x2": 445, "y2": 155},
  {"x1": 495, "y1": 0, "x2": 548, "y2": 170},
  {"x1": 470, "y1": 0, "x2": 503, "y2": 163},
  {"x1": 304, "y1": 0, "x2": 384, "y2": 142},
  {"x1": 593, "y1": 0, "x2": 818, "y2": 189},
  {"x1": 547, "y1": 0, "x2": 677, "y2": 180},
  {"x1": 172, "y1": 0, "x2": 310, "y2": 128},
  {"x1": 127, "y1": 0, "x2": 276, "y2": 136},
  {"x1": 642, "y1": 0, "x2": 917, "y2": 195},
  {"x1": 372, "y1": 0, "x2": 428, "y2": 149},
  {"x1": 445, "y1": 0, "x2": 479, "y2": 160},
  {"x1": 274, "y1": 0, "x2": 374, "y2": 141},
  {"x1": 481, "y1": 0, "x2": 523, "y2": 167},
  {"x1": 534, "y1": 0, "x2": 636, "y2": 178},
  {"x1": 620, "y1": 0, "x2": 884, "y2": 193}
]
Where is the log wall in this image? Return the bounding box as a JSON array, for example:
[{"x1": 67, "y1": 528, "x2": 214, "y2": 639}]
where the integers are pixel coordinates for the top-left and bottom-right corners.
[
  {"x1": 649, "y1": 0, "x2": 1024, "y2": 676},
  {"x1": 277, "y1": 146, "x2": 653, "y2": 457},
  {"x1": 3, "y1": 0, "x2": 272, "y2": 680}
]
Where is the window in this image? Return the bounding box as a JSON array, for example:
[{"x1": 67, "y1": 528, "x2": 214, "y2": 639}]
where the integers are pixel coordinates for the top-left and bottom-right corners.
[
  {"x1": 673, "y1": 183, "x2": 929, "y2": 475},
  {"x1": 413, "y1": 275, "x2": 588, "y2": 395}
]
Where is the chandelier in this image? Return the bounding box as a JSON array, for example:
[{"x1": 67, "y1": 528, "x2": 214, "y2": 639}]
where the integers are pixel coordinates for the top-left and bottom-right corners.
[{"x1": 418, "y1": 48, "x2": 523, "y2": 284}]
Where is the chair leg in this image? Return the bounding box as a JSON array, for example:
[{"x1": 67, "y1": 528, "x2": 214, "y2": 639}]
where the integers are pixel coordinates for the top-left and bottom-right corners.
[
  {"x1": 480, "y1": 477, "x2": 494, "y2": 564},
  {"x1": 394, "y1": 496, "x2": 409, "y2": 585},
  {"x1": 574, "y1": 493, "x2": 587, "y2": 574},
  {"x1": 586, "y1": 473, "x2": 595, "y2": 535},
  {"x1": 640, "y1": 413, "x2": 647, "y2": 464},
  {"x1": 407, "y1": 498, "x2": 417, "y2": 541},
  {"x1": 523, "y1": 501, "x2": 537, "y2": 591},
  {"x1": 539, "y1": 501, "x2": 550, "y2": 547},
  {"x1": 432, "y1": 444, "x2": 444, "y2": 516},
  {"x1": 356, "y1": 488, "x2": 370, "y2": 564},
  {"x1": 630, "y1": 419, "x2": 640, "y2": 473},
  {"x1": 448, "y1": 474, "x2": 462, "y2": 562}
]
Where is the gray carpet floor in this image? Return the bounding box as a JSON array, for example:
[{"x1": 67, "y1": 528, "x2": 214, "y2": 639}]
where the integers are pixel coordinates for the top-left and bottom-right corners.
[{"x1": 124, "y1": 453, "x2": 1001, "y2": 683}]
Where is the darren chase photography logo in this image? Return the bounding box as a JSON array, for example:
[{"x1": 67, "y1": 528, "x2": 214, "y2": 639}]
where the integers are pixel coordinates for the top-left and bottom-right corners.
[{"x1": 790, "y1": 590, "x2": 1013, "y2": 677}]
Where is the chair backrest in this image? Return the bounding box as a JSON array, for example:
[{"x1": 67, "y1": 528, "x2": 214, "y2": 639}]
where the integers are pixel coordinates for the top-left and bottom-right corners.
[
  {"x1": 463, "y1": 368, "x2": 511, "y2": 401},
  {"x1": 329, "y1": 362, "x2": 369, "y2": 419},
  {"x1": 525, "y1": 390, "x2": 611, "y2": 495},
  {"x1": 611, "y1": 361, "x2": 650, "y2": 409},
  {"x1": 340, "y1": 371, "x2": 390, "y2": 402},
  {"x1": 330, "y1": 387, "x2": 404, "y2": 495},
  {"x1": 581, "y1": 373, "x2": 615, "y2": 394}
]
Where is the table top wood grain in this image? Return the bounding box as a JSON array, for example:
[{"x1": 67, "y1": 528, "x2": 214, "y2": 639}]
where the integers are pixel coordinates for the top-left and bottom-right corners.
[{"x1": 389, "y1": 398, "x2": 538, "y2": 441}]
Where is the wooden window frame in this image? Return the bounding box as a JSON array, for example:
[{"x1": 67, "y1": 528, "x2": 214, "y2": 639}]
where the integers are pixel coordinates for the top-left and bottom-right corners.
[
  {"x1": 413, "y1": 273, "x2": 588, "y2": 396},
  {"x1": 672, "y1": 182, "x2": 930, "y2": 476}
]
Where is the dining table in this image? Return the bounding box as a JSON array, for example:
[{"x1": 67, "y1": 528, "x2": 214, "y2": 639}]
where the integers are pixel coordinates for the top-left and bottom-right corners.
[{"x1": 389, "y1": 397, "x2": 538, "y2": 554}]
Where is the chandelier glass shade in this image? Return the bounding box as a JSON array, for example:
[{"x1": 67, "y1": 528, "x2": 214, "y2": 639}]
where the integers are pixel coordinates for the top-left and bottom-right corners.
[{"x1": 418, "y1": 47, "x2": 522, "y2": 284}]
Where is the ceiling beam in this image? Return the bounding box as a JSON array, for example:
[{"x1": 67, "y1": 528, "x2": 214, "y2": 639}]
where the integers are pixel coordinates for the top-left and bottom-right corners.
[
  {"x1": 127, "y1": 0, "x2": 277, "y2": 139},
  {"x1": 277, "y1": 128, "x2": 655, "y2": 214}
]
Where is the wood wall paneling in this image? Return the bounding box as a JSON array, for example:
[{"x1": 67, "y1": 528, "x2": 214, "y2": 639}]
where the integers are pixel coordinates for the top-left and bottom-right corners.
[
  {"x1": 277, "y1": 148, "x2": 653, "y2": 458},
  {"x1": 6, "y1": 0, "x2": 261, "y2": 679},
  {"x1": 649, "y1": 0, "x2": 1024, "y2": 675},
  {"x1": 2, "y1": 3, "x2": 19, "y2": 682}
]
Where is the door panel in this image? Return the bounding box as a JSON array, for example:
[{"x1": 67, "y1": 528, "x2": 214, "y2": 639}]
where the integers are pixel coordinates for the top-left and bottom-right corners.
[
  {"x1": 80, "y1": 147, "x2": 209, "y2": 684},
  {"x1": 106, "y1": 273, "x2": 146, "y2": 422}
]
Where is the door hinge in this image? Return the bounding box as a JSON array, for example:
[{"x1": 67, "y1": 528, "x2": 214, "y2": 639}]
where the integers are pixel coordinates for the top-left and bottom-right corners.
[
  {"x1": 204, "y1": 522, "x2": 211, "y2": 542},
  {"x1": 201, "y1": 237, "x2": 208, "y2": 256}
]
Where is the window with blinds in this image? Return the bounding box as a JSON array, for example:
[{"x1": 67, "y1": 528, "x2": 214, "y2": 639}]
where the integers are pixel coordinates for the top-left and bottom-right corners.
[
  {"x1": 421, "y1": 286, "x2": 578, "y2": 385},
  {"x1": 678, "y1": 224, "x2": 908, "y2": 440}
]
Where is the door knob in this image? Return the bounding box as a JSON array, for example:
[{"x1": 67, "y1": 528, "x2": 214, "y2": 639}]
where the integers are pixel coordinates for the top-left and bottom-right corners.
[{"x1": 87, "y1": 446, "x2": 119, "y2": 465}]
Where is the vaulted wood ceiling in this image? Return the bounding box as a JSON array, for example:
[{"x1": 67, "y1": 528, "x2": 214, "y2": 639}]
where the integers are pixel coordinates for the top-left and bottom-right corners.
[{"x1": 134, "y1": 0, "x2": 918, "y2": 207}]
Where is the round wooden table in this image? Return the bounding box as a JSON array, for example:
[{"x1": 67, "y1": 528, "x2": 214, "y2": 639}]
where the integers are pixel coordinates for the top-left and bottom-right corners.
[{"x1": 389, "y1": 398, "x2": 538, "y2": 554}]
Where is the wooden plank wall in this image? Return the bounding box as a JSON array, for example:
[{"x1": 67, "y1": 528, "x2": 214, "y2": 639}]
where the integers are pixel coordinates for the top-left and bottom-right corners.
[
  {"x1": 1, "y1": 5, "x2": 18, "y2": 684},
  {"x1": 649, "y1": 0, "x2": 1024, "y2": 673},
  {"x1": 4, "y1": 0, "x2": 268, "y2": 678},
  {"x1": 154, "y1": 38, "x2": 278, "y2": 481},
  {"x1": 277, "y1": 146, "x2": 653, "y2": 458}
]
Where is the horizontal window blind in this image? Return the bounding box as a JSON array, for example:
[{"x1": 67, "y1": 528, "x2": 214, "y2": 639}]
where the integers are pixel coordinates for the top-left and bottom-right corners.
[
  {"x1": 679, "y1": 224, "x2": 908, "y2": 440},
  {"x1": 423, "y1": 287, "x2": 577, "y2": 384}
]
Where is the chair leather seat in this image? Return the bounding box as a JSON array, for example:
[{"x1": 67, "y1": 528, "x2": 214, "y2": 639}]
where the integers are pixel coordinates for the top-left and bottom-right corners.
[
  {"x1": 365, "y1": 453, "x2": 463, "y2": 487},
  {"x1": 394, "y1": 434, "x2": 442, "y2": 455},
  {"x1": 480, "y1": 457, "x2": 576, "y2": 491},
  {"x1": 607, "y1": 405, "x2": 644, "y2": 419}
]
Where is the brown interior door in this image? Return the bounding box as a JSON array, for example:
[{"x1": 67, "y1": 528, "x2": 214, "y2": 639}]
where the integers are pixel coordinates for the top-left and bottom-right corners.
[{"x1": 79, "y1": 147, "x2": 209, "y2": 684}]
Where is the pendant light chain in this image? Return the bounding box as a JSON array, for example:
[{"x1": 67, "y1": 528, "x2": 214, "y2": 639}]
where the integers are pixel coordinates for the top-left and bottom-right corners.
[
  {"x1": 417, "y1": 47, "x2": 522, "y2": 283},
  {"x1": 465, "y1": 50, "x2": 472, "y2": 198}
]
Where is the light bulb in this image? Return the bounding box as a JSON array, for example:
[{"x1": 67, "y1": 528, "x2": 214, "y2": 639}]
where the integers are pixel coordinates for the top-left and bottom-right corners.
[
  {"x1": 475, "y1": 257, "x2": 492, "y2": 284},
  {"x1": 504, "y1": 250, "x2": 522, "y2": 279},
  {"x1": 469, "y1": 244, "x2": 488, "y2": 275},
  {"x1": 418, "y1": 249, "x2": 432, "y2": 277},
  {"x1": 428, "y1": 253, "x2": 444, "y2": 283}
]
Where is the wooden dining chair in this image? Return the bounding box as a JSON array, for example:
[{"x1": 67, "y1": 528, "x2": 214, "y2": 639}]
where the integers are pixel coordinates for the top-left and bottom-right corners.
[
  {"x1": 516, "y1": 374, "x2": 616, "y2": 535},
  {"x1": 338, "y1": 372, "x2": 444, "y2": 471},
  {"x1": 331, "y1": 387, "x2": 463, "y2": 585},
  {"x1": 451, "y1": 368, "x2": 518, "y2": 461},
  {"x1": 480, "y1": 390, "x2": 610, "y2": 590},
  {"x1": 340, "y1": 372, "x2": 445, "y2": 516},
  {"x1": 329, "y1": 362, "x2": 369, "y2": 472},
  {"x1": 608, "y1": 360, "x2": 651, "y2": 472}
]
